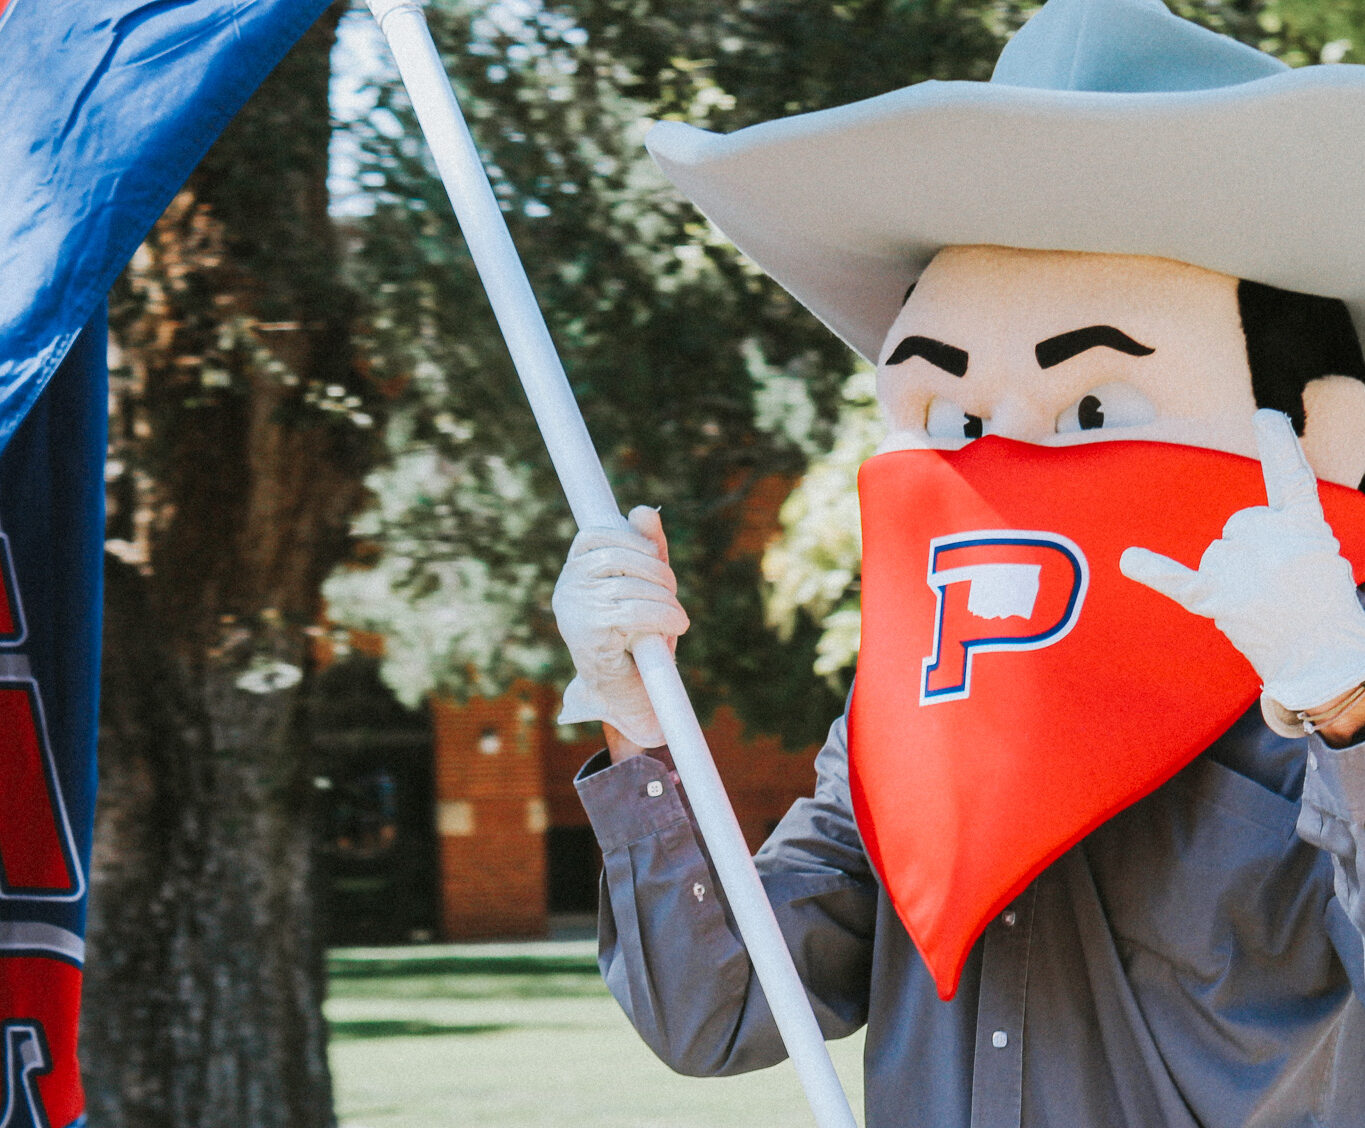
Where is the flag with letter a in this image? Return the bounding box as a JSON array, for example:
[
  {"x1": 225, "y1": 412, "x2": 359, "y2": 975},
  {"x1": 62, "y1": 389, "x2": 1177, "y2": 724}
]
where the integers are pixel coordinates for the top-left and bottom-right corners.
[{"x1": 0, "y1": 0, "x2": 330, "y2": 1122}]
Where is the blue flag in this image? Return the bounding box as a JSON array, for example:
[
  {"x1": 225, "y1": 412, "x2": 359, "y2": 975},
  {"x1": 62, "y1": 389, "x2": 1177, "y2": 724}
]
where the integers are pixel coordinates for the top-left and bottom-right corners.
[{"x1": 0, "y1": 1, "x2": 332, "y2": 1123}]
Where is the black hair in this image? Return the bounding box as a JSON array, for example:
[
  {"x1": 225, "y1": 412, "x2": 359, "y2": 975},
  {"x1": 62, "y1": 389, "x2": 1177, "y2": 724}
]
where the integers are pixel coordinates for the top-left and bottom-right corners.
[{"x1": 1238, "y1": 279, "x2": 1365, "y2": 434}]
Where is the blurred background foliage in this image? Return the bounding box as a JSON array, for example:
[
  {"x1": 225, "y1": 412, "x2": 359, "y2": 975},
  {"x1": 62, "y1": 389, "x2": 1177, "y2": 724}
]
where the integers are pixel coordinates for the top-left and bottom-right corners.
[
  {"x1": 322, "y1": 0, "x2": 1364, "y2": 748},
  {"x1": 322, "y1": 0, "x2": 1042, "y2": 746}
]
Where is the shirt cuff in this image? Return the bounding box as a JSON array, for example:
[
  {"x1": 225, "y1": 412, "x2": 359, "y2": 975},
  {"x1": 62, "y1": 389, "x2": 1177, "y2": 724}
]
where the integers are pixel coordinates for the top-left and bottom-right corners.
[
  {"x1": 574, "y1": 749, "x2": 690, "y2": 852},
  {"x1": 1261, "y1": 693, "x2": 1306, "y2": 739}
]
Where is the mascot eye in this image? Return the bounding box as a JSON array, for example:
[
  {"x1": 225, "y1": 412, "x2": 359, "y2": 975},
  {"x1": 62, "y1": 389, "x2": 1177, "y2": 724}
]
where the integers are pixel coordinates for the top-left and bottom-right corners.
[
  {"x1": 1055, "y1": 383, "x2": 1155, "y2": 433},
  {"x1": 927, "y1": 398, "x2": 984, "y2": 440}
]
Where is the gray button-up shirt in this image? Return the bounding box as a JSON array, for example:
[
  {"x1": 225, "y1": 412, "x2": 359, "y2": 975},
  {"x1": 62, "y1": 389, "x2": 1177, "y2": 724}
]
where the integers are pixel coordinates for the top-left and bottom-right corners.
[{"x1": 575, "y1": 705, "x2": 1365, "y2": 1127}]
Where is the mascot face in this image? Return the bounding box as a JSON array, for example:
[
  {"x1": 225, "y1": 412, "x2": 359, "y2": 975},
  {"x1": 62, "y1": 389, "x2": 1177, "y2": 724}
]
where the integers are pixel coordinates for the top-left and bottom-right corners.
[
  {"x1": 875, "y1": 245, "x2": 1365, "y2": 486},
  {"x1": 853, "y1": 243, "x2": 1365, "y2": 997}
]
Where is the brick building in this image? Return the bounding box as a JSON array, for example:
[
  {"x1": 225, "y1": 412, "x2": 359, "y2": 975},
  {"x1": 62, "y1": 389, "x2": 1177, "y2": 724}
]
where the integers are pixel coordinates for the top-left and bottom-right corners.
[
  {"x1": 315, "y1": 659, "x2": 819, "y2": 944},
  {"x1": 428, "y1": 683, "x2": 818, "y2": 941}
]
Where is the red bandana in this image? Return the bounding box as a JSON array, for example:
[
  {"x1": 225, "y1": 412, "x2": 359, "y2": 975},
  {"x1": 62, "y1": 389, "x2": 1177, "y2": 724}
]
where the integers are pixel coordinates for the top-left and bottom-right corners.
[{"x1": 849, "y1": 437, "x2": 1365, "y2": 999}]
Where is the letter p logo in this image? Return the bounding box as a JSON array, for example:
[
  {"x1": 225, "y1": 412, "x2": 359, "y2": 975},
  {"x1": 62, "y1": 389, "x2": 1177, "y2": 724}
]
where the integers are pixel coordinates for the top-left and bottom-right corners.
[{"x1": 921, "y1": 531, "x2": 1088, "y2": 704}]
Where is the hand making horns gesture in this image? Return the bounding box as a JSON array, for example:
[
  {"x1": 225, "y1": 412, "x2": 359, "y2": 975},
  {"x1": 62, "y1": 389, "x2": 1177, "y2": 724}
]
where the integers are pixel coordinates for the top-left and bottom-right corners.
[{"x1": 1122, "y1": 409, "x2": 1365, "y2": 741}]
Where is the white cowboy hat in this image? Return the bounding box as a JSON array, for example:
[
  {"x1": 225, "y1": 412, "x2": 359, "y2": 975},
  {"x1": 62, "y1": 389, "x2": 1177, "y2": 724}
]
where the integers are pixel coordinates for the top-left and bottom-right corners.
[{"x1": 645, "y1": 0, "x2": 1365, "y2": 362}]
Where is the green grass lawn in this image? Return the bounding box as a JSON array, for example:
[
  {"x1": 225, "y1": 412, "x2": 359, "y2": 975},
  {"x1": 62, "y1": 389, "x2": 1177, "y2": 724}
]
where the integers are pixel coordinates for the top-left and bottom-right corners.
[{"x1": 327, "y1": 940, "x2": 866, "y2": 1127}]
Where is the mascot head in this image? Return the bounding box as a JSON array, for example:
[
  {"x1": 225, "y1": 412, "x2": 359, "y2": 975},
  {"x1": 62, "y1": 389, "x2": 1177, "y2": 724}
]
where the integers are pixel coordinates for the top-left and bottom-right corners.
[
  {"x1": 645, "y1": 0, "x2": 1365, "y2": 997},
  {"x1": 647, "y1": 0, "x2": 1365, "y2": 480},
  {"x1": 877, "y1": 247, "x2": 1365, "y2": 486}
]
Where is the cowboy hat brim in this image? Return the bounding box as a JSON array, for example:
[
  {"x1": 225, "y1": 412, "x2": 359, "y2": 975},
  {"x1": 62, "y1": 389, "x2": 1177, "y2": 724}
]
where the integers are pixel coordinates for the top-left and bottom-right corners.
[{"x1": 646, "y1": 64, "x2": 1365, "y2": 363}]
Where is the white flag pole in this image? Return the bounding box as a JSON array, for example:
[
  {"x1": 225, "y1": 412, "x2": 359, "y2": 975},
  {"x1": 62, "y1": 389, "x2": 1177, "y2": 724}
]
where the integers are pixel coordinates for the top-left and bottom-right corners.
[{"x1": 364, "y1": 3, "x2": 858, "y2": 1126}]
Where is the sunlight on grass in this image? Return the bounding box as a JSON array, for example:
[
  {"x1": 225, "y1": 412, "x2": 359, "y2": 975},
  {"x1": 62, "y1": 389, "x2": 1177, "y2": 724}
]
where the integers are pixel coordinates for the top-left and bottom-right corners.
[{"x1": 327, "y1": 941, "x2": 866, "y2": 1127}]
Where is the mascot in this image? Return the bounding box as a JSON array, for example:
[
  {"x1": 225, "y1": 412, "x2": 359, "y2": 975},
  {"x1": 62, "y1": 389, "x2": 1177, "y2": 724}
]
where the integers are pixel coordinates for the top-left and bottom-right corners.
[{"x1": 553, "y1": 0, "x2": 1365, "y2": 1123}]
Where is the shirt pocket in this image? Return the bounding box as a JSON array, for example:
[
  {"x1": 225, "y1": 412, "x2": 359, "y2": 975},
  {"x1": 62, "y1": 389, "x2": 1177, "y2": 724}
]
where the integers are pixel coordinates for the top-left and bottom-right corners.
[{"x1": 1086, "y1": 755, "x2": 1317, "y2": 984}]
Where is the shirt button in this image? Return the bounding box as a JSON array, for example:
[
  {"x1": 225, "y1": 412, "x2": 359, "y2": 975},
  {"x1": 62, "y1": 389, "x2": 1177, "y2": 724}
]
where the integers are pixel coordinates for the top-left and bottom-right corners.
[
  {"x1": 1001, "y1": 910, "x2": 1017, "y2": 927},
  {"x1": 991, "y1": 1030, "x2": 1009, "y2": 1049},
  {"x1": 1307, "y1": 751, "x2": 1319, "y2": 771},
  {"x1": 646, "y1": 780, "x2": 664, "y2": 798}
]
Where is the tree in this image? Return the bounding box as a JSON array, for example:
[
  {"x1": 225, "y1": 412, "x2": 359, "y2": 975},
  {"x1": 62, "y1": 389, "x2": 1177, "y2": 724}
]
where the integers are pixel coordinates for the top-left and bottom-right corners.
[
  {"x1": 79, "y1": 7, "x2": 379, "y2": 1126},
  {"x1": 324, "y1": 0, "x2": 1041, "y2": 747},
  {"x1": 764, "y1": 0, "x2": 1365, "y2": 687}
]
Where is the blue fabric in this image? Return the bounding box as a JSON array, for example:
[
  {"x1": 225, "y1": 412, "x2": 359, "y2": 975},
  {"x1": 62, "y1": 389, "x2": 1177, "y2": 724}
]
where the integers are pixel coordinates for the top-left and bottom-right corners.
[
  {"x1": 0, "y1": 0, "x2": 332, "y2": 451},
  {"x1": 0, "y1": 2, "x2": 332, "y2": 1123},
  {"x1": 0, "y1": 309, "x2": 108, "y2": 942}
]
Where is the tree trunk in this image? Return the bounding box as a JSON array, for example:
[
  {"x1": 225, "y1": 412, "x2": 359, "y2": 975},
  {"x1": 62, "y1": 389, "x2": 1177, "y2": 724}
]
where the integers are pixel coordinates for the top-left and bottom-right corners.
[
  {"x1": 80, "y1": 8, "x2": 373, "y2": 1125},
  {"x1": 84, "y1": 561, "x2": 337, "y2": 1128}
]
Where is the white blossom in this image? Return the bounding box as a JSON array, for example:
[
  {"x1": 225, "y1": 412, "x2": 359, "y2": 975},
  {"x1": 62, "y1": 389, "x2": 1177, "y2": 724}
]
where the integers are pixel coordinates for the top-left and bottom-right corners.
[
  {"x1": 323, "y1": 445, "x2": 559, "y2": 707},
  {"x1": 762, "y1": 369, "x2": 882, "y2": 683}
]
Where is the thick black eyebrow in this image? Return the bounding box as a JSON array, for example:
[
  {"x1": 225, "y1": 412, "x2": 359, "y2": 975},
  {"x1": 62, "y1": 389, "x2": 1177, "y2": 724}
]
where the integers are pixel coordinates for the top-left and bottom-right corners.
[
  {"x1": 1035, "y1": 325, "x2": 1154, "y2": 369},
  {"x1": 885, "y1": 335, "x2": 969, "y2": 377}
]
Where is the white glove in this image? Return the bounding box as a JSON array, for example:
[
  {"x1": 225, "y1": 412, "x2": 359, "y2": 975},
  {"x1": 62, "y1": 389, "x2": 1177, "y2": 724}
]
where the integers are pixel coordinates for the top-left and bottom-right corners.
[
  {"x1": 552, "y1": 505, "x2": 689, "y2": 748},
  {"x1": 1120, "y1": 409, "x2": 1365, "y2": 712}
]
